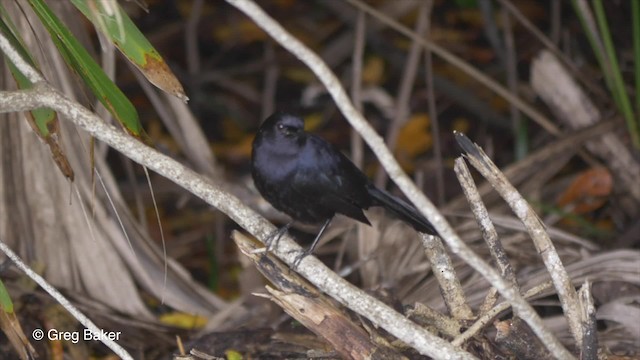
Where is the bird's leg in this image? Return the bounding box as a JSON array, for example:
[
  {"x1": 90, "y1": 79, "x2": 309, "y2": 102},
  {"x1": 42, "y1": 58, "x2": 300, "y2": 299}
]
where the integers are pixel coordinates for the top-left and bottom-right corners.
[
  {"x1": 292, "y1": 217, "x2": 333, "y2": 269},
  {"x1": 264, "y1": 222, "x2": 292, "y2": 254}
]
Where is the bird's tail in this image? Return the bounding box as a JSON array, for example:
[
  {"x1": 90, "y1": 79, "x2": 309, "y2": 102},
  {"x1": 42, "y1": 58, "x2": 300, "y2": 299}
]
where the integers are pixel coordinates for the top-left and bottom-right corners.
[{"x1": 367, "y1": 185, "x2": 437, "y2": 235}]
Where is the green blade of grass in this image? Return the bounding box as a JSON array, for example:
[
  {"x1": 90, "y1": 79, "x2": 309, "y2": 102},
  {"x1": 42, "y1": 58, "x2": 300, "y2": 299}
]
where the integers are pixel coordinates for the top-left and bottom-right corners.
[
  {"x1": 572, "y1": 0, "x2": 640, "y2": 148},
  {"x1": 592, "y1": 0, "x2": 640, "y2": 147},
  {"x1": 71, "y1": 0, "x2": 187, "y2": 101},
  {"x1": 26, "y1": 0, "x2": 144, "y2": 138},
  {"x1": 632, "y1": 0, "x2": 640, "y2": 124},
  {"x1": 0, "y1": 280, "x2": 13, "y2": 313},
  {"x1": 0, "y1": 8, "x2": 56, "y2": 136},
  {"x1": 0, "y1": 7, "x2": 74, "y2": 179},
  {"x1": 571, "y1": 1, "x2": 618, "y2": 106}
]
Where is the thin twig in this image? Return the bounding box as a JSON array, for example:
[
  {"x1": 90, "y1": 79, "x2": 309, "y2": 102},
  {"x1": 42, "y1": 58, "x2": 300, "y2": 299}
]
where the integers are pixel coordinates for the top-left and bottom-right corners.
[
  {"x1": 421, "y1": 234, "x2": 474, "y2": 320},
  {"x1": 578, "y1": 281, "x2": 598, "y2": 360},
  {"x1": 501, "y1": 7, "x2": 526, "y2": 160},
  {"x1": 348, "y1": 9, "x2": 369, "y2": 276},
  {"x1": 350, "y1": 9, "x2": 365, "y2": 168},
  {"x1": 453, "y1": 281, "x2": 553, "y2": 347},
  {"x1": 453, "y1": 158, "x2": 518, "y2": 290},
  {"x1": 185, "y1": 0, "x2": 203, "y2": 74},
  {"x1": 374, "y1": 1, "x2": 429, "y2": 187},
  {"x1": 479, "y1": 0, "x2": 505, "y2": 67},
  {"x1": 456, "y1": 132, "x2": 583, "y2": 348},
  {"x1": 261, "y1": 41, "x2": 278, "y2": 119},
  {"x1": 422, "y1": 0, "x2": 444, "y2": 207},
  {"x1": 0, "y1": 239, "x2": 134, "y2": 360}
]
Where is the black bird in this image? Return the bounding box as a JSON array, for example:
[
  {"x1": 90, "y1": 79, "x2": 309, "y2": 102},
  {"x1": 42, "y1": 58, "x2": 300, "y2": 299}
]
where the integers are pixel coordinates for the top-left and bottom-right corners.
[{"x1": 251, "y1": 112, "x2": 437, "y2": 265}]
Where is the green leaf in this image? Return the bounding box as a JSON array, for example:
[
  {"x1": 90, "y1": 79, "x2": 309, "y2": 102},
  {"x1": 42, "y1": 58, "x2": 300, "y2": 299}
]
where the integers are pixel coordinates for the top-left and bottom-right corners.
[
  {"x1": 71, "y1": 0, "x2": 187, "y2": 101},
  {"x1": 455, "y1": 0, "x2": 477, "y2": 8},
  {"x1": 26, "y1": 0, "x2": 144, "y2": 137},
  {"x1": 0, "y1": 279, "x2": 13, "y2": 313},
  {"x1": 0, "y1": 8, "x2": 57, "y2": 136},
  {"x1": 0, "y1": 6, "x2": 75, "y2": 179}
]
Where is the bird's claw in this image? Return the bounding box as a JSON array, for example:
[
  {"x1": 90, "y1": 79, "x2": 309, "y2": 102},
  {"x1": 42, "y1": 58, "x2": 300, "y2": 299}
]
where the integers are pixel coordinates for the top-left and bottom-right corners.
[
  {"x1": 262, "y1": 223, "x2": 292, "y2": 256},
  {"x1": 291, "y1": 250, "x2": 309, "y2": 270}
]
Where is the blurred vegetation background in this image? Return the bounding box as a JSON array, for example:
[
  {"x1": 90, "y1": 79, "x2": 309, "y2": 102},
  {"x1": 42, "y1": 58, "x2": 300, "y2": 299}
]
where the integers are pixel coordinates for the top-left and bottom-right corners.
[{"x1": 0, "y1": 0, "x2": 639, "y2": 358}]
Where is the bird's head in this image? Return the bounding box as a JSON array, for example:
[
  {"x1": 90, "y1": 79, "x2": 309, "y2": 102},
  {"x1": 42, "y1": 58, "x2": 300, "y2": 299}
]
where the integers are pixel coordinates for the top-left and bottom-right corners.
[{"x1": 258, "y1": 112, "x2": 305, "y2": 141}]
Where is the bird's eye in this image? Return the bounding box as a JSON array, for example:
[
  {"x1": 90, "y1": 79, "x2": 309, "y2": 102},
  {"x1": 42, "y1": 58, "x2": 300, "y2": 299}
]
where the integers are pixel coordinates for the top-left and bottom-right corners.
[{"x1": 277, "y1": 123, "x2": 296, "y2": 136}]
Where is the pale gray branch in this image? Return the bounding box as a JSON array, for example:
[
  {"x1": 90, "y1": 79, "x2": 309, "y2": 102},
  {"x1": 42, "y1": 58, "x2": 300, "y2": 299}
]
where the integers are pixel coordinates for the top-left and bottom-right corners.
[
  {"x1": 0, "y1": 239, "x2": 133, "y2": 360},
  {"x1": 0, "y1": 33, "x2": 44, "y2": 83}
]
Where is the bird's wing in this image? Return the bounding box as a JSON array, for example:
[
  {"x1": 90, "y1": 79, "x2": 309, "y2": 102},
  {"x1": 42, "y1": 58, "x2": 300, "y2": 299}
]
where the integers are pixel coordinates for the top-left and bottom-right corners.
[{"x1": 291, "y1": 136, "x2": 372, "y2": 225}]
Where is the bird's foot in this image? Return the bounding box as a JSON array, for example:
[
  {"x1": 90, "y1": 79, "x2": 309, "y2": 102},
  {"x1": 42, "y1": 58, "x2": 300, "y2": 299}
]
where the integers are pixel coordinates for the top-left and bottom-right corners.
[
  {"x1": 291, "y1": 249, "x2": 310, "y2": 270},
  {"x1": 262, "y1": 223, "x2": 292, "y2": 258}
]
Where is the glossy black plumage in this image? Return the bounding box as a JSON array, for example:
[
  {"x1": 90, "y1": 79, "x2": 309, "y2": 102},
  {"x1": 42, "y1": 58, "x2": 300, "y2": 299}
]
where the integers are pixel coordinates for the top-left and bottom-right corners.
[{"x1": 251, "y1": 112, "x2": 436, "y2": 260}]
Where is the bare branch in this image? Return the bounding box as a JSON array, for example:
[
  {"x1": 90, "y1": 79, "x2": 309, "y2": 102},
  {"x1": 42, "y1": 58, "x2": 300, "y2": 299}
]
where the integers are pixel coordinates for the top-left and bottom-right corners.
[
  {"x1": 0, "y1": 32, "x2": 44, "y2": 83},
  {"x1": 0, "y1": 238, "x2": 134, "y2": 360},
  {"x1": 456, "y1": 131, "x2": 582, "y2": 349}
]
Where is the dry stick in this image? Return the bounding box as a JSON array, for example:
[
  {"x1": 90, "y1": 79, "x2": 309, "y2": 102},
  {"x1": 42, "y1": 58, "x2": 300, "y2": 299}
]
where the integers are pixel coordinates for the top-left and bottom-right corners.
[
  {"x1": 224, "y1": 1, "x2": 574, "y2": 358},
  {"x1": 235, "y1": 232, "x2": 405, "y2": 359},
  {"x1": 501, "y1": 8, "x2": 525, "y2": 159},
  {"x1": 0, "y1": 36, "x2": 474, "y2": 360},
  {"x1": 348, "y1": 9, "x2": 369, "y2": 275},
  {"x1": 422, "y1": 0, "x2": 445, "y2": 207},
  {"x1": 453, "y1": 158, "x2": 519, "y2": 312},
  {"x1": 261, "y1": 41, "x2": 278, "y2": 119},
  {"x1": 444, "y1": 119, "x2": 616, "y2": 212},
  {"x1": 0, "y1": 239, "x2": 134, "y2": 360},
  {"x1": 185, "y1": 0, "x2": 203, "y2": 74},
  {"x1": 420, "y1": 233, "x2": 474, "y2": 320},
  {"x1": 550, "y1": 0, "x2": 562, "y2": 44},
  {"x1": 377, "y1": 0, "x2": 475, "y2": 322},
  {"x1": 374, "y1": 1, "x2": 429, "y2": 187},
  {"x1": 345, "y1": 0, "x2": 560, "y2": 136},
  {"x1": 479, "y1": 0, "x2": 505, "y2": 67},
  {"x1": 407, "y1": 302, "x2": 462, "y2": 339},
  {"x1": 453, "y1": 281, "x2": 553, "y2": 347},
  {"x1": 495, "y1": 317, "x2": 554, "y2": 360},
  {"x1": 350, "y1": 9, "x2": 365, "y2": 168},
  {"x1": 578, "y1": 281, "x2": 598, "y2": 360},
  {"x1": 455, "y1": 133, "x2": 583, "y2": 348}
]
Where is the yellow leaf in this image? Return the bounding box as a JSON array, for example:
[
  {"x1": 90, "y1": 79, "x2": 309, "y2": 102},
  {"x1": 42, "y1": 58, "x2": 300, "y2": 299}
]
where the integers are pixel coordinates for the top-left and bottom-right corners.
[
  {"x1": 159, "y1": 312, "x2": 207, "y2": 330},
  {"x1": 283, "y1": 67, "x2": 315, "y2": 83},
  {"x1": 395, "y1": 113, "x2": 432, "y2": 173},
  {"x1": 452, "y1": 116, "x2": 470, "y2": 134},
  {"x1": 213, "y1": 19, "x2": 267, "y2": 43},
  {"x1": 304, "y1": 113, "x2": 323, "y2": 131},
  {"x1": 225, "y1": 349, "x2": 243, "y2": 360},
  {"x1": 362, "y1": 56, "x2": 385, "y2": 85},
  {"x1": 396, "y1": 113, "x2": 432, "y2": 157},
  {"x1": 212, "y1": 135, "x2": 254, "y2": 162}
]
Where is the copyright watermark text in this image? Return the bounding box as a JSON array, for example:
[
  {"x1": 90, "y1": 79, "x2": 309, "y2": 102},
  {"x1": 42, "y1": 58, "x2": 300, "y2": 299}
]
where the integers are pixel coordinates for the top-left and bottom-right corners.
[{"x1": 32, "y1": 328, "x2": 122, "y2": 344}]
